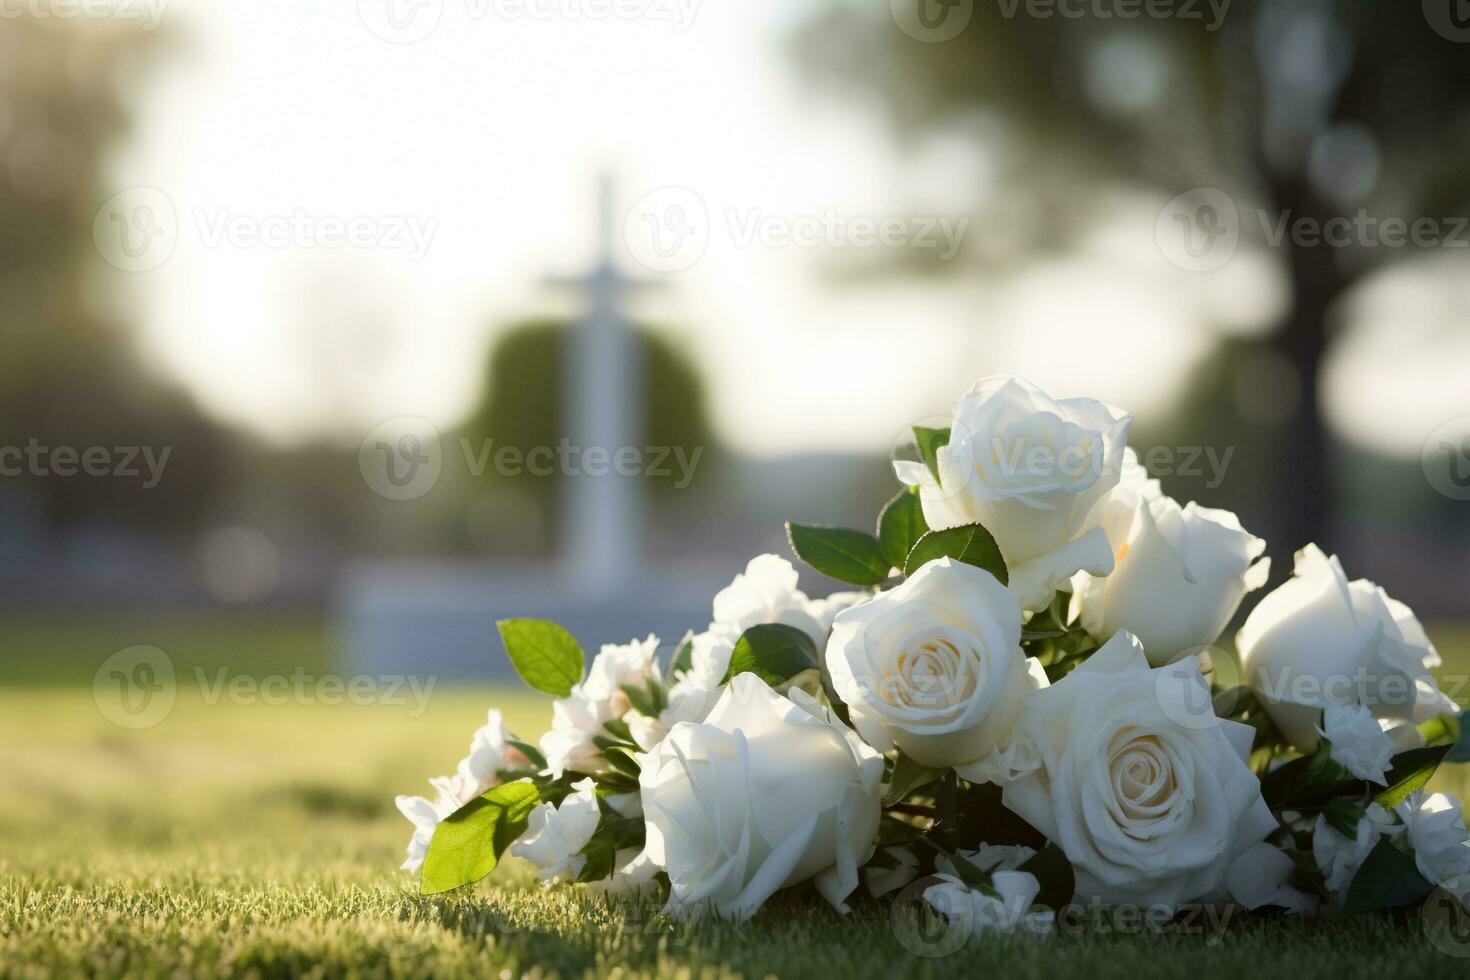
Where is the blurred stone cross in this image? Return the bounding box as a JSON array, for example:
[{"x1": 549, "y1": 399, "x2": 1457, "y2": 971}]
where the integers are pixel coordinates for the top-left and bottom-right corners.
[{"x1": 544, "y1": 175, "x2": 661, "y2": 597}]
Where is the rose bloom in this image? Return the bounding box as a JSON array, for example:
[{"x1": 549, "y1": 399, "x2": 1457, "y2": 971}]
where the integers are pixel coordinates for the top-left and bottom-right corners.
[
  {"x1": 1237, "y1": 545, "x2": 1456, "y2": 751},
  {"x1": 638, "y1": 673, "x2": 883, "y2": 921},
  {"x1": 825, "y1": 557, "x2": 1047, "y2": 781},
  {"x1": 1072, "y1": 489, "x2": 1269, "y2": 667},
  {"x1": 1001, "y1": 631, "x2": 1276, "y2": 911},
  {"x1": 894, "y1": 376, "x2": 1131, "y2": 610}
]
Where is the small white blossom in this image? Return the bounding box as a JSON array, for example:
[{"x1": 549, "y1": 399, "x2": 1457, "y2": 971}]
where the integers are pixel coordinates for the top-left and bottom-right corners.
[
  {"x1": 663, "y1": 554, "x2": 859, "y2": 728},
  {"x1": 923, "y1": 866, "x2": 1054, "y2": 940},
  {"x1": 540, "y1": 635, "x2": 661, "y2": 777},
  {"x1": 1397, "y1": 791, "x2": 1470, "y2": 887},
  {"x1": 396, "y1": 709, "x2": 525, "y2": 873},
  {"x1": 589, "y1": 847, "x2": 661, "y2": 896},
  {"x1": 1312, "y1": 803, "x2": 1399, "y2": 903},
  {"x1": 1318, "y1": 704, "x2": 1395, "y2": 785},
  {"x1": 510, "y1": 779, "x2": 602, "y2": 882},
  {"x1": 394, "y1": 776, "x2": 463, "y2": 873},
  {"x1": 864, "y1": 847, "x2": 921, "y2": 899}
]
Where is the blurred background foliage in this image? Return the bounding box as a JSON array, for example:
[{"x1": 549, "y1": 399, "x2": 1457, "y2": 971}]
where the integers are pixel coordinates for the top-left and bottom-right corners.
[
  {"x1": 800, "y1": 0, "x2": 1470, "y2": 560},
  {"x1": 0, "y1": 2, "x2": 1466, "y2": 623}
]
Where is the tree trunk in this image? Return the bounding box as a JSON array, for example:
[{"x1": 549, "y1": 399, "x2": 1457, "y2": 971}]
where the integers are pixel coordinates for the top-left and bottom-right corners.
[{"x1": 1266, "y1": 179, "x2": 1352, "y2": 558}]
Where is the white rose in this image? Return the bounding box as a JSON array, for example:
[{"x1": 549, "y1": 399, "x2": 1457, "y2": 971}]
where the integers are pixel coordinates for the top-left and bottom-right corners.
[
  {"x1": 825, "y1": 557, "x2": 1047, "y2": 779},
  {"x1": 1001, "y1": 631, "x2": 1276, "y2": 911},
  {"x1": 638, "y1": 673, "x2": 883, "y2": 921},
  {"x1": 540, "y1": 635, "x2": 661, "y2": 776},
  {"x1": 510, "y1": 778, "x2": 601, "y2": 882},
  {"x1": 1071, "y1": 493, "x2": 1269, "y2": 667},
  {"x1": 1109, "y1": 448, "x2": 1163, "y2": 522},
  {"x1": 1312, "y1": 803, "x2": 1399, "y2": 902},
  {"x1": 1237, "y1": 545, "x2": 1456, "y2": 752},
  {"x1": 664, "y1": 554, "x2": 859, "y2": 726},
  {"x1": 893, "y1": 376, "x2": 1132, "y2": 610},
  {"x1": 1397, "y1": 791, "x2": 1470, "y2": 887},
  {"x1": 1317, "y1": 703, "x2": 1395, "y2": 785}
]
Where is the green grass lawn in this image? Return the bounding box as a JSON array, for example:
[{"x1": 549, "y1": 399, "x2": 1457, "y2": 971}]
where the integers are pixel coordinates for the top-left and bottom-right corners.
[{"x1": 3, "y1": 615, "x2": 1470, "y2": 978}]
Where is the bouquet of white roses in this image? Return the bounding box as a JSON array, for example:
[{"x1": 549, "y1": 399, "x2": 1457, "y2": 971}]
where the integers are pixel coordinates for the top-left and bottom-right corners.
[{"x1": 396, "y1": 376, "x2": 1470, "y2": 935}]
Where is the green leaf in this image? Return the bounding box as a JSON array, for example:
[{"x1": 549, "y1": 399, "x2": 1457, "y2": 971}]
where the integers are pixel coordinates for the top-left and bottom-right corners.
[
  {"x1": 668, "y1": 632, "x2": 694, "y2": 678},
  {"x1": 505, "y1": 739, "x2": 547, "y2": 771},
  {"x1": 619, "y1": 683, "x2": 659, "y2": 719},
  {"x1": 903, "y1": 523, "x2": 1008, "y2": 584},
  {"x1": 575, "y1": 828, "x2": 620, "y2": 883},
  {"x1": 820, "y1": 670, "x2": 854, "y2": 730},
  {"x1": 497, "y1": 619, "x2": 584, "y2": 698},
  {"x1": 601, "y1": 717, "x2": 636, "y2": 745},
  {"x1": 721, "y1": 623, "x2": 819, "y2": 687},
  {"x1": 1450, "y1": 709, "x2": 1470, "y2": 764},
  {"x1": 1373, "y1": 745, "x2": 1451, "y2": 810},
  {"x1": 1260, "y1": 746, "x2": 1353, "y2": 810},
  {"x1": 945, "y1": 850, "x2": 998, "y2": 897},
  {"x1": 878, "y1": 489, "x2": 929, "y2": 571},
  {"x1": 884, "y1": 753, "x2": 943, "y2": 806},
  {"x1": 599, "y1": 746, "x2": 641, "y2": 779},
  {"x1": 913, "y1": 426, "x2": 950, "y2": 484},
  {"x1": 1322, "y1": 795, "x2": 1367, "y2": 839},
  {"x1": 573, "y1": 800, "x2": 644, "y2": 884},
  {"x1": 587, "y1": 770, "x2": 640, "y2": 795},
  {"x1": 786, "y1": 522, "x2": 891, "y2": 586},
  {"x1": 1017, "y1": 843, "x2": 1076, "y2": 910},
  {"x1": 877, "y1": 814, "x2": 924, "y2": 846},
  {"x1": 420, "y1": 780, "x2": 539, "y2": 895},
  {"x1": 1418, "y1": 712, "x2": 1461, "y2": 747},
  {"x1": 1342, "y1": 837, "x2": 1435, "y2": 913},
  {"x1": 952, "y1": 781, "x2": 1046, "y2": 850}
]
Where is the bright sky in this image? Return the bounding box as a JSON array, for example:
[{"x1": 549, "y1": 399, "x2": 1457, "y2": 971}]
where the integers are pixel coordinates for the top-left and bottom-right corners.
[{"x1": 94, "y1": 0, "x2": 1464, "y2": 458}]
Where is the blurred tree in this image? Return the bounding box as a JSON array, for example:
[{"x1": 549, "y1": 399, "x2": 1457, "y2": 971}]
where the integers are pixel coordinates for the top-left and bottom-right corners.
[
  {"x1": 799, "y1": 0, "x2": 1470, "y2": 553},
  {"x1": 0, "y1": 17, "x2": 235, "y2": 538},
  {"x1": 459, "y1": 320, "x2": 715, "y2": 549}
]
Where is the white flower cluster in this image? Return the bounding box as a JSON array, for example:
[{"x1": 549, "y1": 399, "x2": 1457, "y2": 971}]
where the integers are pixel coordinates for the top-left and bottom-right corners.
[
  {"x1": 394, "y1": 709, "x2": 526, "y2": 872},
  {"x1": 1313, "y1": 791, "x2": 1470, "y2": 908},
  {"x1": 396, "y1": 375, "x2": 1468, "y2": 933}
]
